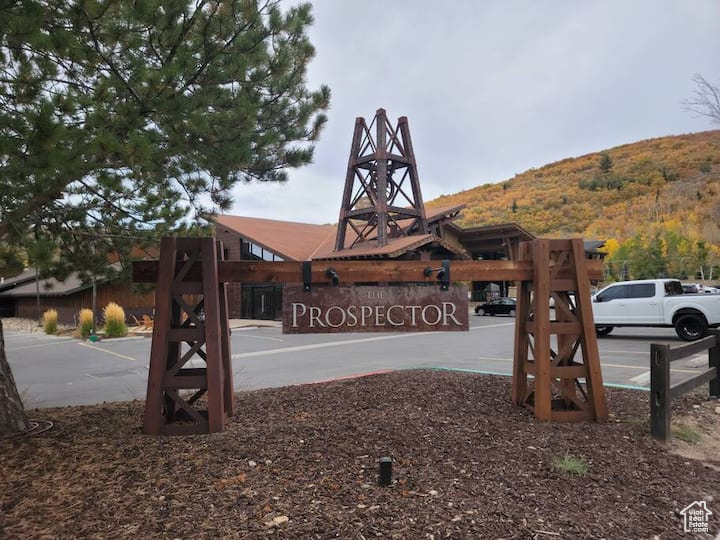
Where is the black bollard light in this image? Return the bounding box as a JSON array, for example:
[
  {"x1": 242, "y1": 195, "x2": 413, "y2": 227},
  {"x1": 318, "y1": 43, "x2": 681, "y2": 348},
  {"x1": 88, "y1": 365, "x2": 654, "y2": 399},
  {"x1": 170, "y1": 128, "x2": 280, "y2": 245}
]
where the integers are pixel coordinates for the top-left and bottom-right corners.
[{"x1": 379, "y1": 456, "x2": 392, "y2": 486}]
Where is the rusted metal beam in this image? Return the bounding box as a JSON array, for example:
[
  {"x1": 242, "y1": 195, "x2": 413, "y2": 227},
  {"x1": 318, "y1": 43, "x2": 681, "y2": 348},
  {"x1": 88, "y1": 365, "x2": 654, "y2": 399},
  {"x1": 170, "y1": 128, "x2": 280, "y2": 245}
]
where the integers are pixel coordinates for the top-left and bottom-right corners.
[{"x1": 133, "y1": 258, "x2": 604, "y2": 284}]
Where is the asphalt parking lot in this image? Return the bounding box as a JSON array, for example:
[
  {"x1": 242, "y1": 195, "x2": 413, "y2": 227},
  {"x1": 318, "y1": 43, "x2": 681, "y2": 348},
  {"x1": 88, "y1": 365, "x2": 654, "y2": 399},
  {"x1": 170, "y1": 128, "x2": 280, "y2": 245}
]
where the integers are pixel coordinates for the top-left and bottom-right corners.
[{"x1": 4, "y1": 315, "x2": 712, "y2": 409}]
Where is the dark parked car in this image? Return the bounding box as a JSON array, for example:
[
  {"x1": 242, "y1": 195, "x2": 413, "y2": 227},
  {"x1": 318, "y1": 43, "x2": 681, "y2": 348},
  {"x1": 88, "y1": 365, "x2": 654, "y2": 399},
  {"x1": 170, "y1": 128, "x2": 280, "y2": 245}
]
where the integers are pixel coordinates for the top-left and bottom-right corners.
[{"x1": 474, "y1": 297, "x2": 517, "y2": 317}]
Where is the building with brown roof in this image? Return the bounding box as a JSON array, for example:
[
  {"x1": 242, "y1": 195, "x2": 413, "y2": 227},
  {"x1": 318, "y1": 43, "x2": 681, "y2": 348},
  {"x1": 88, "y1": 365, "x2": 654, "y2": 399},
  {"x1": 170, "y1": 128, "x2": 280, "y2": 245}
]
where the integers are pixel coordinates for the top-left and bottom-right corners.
[{"x1": 0, "y1": 264, "x2": 155, "y2": 324}]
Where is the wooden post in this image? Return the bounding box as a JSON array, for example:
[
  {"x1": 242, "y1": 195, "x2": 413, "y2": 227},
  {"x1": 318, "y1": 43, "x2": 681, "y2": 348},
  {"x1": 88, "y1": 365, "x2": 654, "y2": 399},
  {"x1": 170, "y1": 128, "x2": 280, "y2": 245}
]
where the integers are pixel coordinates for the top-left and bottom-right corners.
[
  {"x1": 511, "y1": 279, "x2": 530, "y2": 404},
  {"x1": 217, "y1": 241, "x2": 235, "y2": 415},
  {"x1": 201, "y1": 237, "x2": 225, "y2": 433},
  {"x1": 569, "y1": 238, "x2": 608, "y2": 421},
  {"x1": 512, "y1": 242, "x2": 533, "y2": 405},
  {"x1": 532, "y1": 239, "x2": 552, "y2": 420},
  {"x1": 709, "y1": 330, "x2": 720, "y2": 398},
  {"x1": 143, "y1": 237, "x2": 177, "y2": 435},
  {"x1": 650, "y1": 343, "x2": 671, "y2": 442}
]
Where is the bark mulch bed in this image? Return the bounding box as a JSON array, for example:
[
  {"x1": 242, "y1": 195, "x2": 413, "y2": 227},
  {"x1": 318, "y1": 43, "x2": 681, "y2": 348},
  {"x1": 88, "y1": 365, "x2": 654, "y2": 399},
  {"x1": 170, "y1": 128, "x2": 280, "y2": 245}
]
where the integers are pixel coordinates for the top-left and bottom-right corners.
[{"x1": 1, "y1": 370, "x2": 719, "y2": 539}]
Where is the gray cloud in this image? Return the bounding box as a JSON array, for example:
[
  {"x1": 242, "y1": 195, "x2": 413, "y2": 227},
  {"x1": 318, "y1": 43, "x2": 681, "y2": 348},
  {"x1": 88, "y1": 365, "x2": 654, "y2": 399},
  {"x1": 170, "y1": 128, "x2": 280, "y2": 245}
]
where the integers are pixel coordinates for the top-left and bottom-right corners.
[{"x1": 229, "y1": 0, "x2": 720, "y2": 223}]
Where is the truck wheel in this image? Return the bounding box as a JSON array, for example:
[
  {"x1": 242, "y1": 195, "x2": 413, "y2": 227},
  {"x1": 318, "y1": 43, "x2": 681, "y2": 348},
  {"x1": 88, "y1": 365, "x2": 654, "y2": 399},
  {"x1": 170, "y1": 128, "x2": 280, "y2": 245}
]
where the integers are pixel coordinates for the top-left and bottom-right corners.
[
  {"x1": 595, "y1": 325, "x2": 614, "y2": 336},
  {"x1": 674, "y1": 314, "x2": 708, "y2": 341}
]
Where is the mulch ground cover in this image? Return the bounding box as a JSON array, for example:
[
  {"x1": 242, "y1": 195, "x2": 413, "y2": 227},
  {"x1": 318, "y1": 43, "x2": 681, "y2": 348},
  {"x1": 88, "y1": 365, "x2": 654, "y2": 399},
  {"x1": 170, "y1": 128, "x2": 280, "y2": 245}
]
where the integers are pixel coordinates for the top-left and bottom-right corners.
[{"x1": 1, "y1": 370, "x2": 718, "y2": 539}]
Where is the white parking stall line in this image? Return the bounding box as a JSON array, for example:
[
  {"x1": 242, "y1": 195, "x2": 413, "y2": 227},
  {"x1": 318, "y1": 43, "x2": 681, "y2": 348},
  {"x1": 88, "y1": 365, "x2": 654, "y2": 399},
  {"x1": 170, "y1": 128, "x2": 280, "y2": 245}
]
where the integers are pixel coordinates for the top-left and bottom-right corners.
[
  {"x1": 629, "y1": 372, "x2": 651, "y2": 386},
  {"x1": 78, "y1": 342, "x2": 137, "y2": 361},
  {"x1": 684, "y1": 353, "x2": 709, "y2": 368},
  {"x1": 601, "y1": 349, "x2": 653, "y2": 356},
  {"x1": 5, "y1": 338, "x2": 76, "y2": 352},
  {"x1": 237, "y1": 333, "x2": 284, "y2": 342}
]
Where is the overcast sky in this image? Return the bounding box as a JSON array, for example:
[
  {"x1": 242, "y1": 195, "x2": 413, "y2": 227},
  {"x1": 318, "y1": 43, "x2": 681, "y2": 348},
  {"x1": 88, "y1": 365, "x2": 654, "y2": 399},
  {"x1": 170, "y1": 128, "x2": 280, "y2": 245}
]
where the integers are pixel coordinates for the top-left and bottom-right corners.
[{"x1": 227, "y1": 0, "x2": 720, "y2": 225}]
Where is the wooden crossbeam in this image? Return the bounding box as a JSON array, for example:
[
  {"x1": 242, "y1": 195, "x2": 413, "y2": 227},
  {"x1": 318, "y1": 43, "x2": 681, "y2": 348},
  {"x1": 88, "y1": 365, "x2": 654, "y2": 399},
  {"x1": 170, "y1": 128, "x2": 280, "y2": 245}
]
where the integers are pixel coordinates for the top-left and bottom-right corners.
[{"x1": 133, "y1": 258, "x2": 604, "y2": 284}]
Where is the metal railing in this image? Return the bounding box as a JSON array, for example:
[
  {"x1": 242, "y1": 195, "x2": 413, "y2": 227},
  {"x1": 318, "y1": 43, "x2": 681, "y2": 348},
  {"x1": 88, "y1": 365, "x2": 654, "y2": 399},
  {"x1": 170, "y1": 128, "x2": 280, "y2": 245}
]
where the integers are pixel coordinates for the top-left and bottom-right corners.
[{"x1": 650, "y1": 330, "x2": 720, "y2": 441}]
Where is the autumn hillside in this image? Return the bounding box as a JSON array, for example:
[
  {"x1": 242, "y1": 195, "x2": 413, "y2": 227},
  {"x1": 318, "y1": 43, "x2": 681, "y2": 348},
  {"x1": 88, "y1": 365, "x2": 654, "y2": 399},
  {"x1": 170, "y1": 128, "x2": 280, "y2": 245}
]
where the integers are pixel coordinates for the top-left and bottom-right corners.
[{"x1": 428, "y1": 130, "x2": 720, "y2": 245}]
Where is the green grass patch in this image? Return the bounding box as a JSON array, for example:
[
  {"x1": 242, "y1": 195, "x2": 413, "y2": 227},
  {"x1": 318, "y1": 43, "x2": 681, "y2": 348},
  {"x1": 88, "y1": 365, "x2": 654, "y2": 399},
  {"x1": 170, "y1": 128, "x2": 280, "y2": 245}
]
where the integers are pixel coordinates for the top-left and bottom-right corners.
[
  {"x1": 672, "y1": 424, "x2": 702, "y2": 444},
  {"x1": 552, "y1": 452, "x2": 589, "y2": 475},
  {"x1": 622, "y1": 417, "x2": 649, "y2": 429}
]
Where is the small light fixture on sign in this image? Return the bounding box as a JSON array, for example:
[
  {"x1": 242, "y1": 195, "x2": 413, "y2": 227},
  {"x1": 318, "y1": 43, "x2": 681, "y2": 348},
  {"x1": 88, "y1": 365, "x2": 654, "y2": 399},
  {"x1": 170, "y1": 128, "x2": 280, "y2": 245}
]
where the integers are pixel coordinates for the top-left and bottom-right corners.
[
  {"x1": 325, "y1": 268, "x2": 339, "y2": 286},
  {"x1": 422, "y1": 260, "x2": 450, "y2": 291}
]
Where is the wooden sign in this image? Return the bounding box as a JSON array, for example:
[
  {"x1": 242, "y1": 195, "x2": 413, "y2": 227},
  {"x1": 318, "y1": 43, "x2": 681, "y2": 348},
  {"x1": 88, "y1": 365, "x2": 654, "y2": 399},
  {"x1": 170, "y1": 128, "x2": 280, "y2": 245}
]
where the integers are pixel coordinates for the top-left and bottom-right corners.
[{"x1": 283, "y1": 285, "x2": 469, "y2": 334}]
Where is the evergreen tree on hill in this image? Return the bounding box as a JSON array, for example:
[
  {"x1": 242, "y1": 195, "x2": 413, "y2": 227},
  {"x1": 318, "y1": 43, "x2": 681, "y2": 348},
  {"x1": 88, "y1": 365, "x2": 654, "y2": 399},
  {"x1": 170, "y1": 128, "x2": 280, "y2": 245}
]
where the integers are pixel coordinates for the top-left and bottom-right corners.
[{"x1": 599, "y1": 153, "x2": 613, "y2": 174}]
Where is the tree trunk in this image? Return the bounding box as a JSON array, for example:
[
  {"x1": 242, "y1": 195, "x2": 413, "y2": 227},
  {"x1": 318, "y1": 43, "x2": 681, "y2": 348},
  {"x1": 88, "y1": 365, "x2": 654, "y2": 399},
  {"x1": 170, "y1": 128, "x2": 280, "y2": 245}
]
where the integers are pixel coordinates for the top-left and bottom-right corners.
[{"x1": 0, "y1": 319, "x2": 30, "y2": 436}]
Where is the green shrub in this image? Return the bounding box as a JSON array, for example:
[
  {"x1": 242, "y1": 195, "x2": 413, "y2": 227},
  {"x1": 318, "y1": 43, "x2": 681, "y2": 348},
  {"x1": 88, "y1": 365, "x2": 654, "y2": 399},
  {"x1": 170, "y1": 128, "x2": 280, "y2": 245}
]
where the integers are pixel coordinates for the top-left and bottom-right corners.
[
  {"x1": 103, "y1": 302, "x2": 127, "y2": 337},
  {"x1": 660, "y1": 167, "x2": 679, "y2": 182},
  {"x1": 42, "y1": 309, "x2": 58, "y2": 334},
  {"x1": 552, "y1": 452, "x2": 589, "y2": 475},
  {"x1": 579, "y1": 175, "x2": 625, "y2": 191},
  {"x1": 78, "y1": 308, "x2": 94, "y2": 338}
]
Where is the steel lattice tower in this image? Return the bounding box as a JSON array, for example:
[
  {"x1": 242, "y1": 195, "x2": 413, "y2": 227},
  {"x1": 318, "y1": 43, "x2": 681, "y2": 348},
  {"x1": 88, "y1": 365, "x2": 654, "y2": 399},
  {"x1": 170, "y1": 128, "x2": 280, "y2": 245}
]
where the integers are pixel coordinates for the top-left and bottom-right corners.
[{"x1": 335, "y1": 108, "x2": 429, "y2": 251}]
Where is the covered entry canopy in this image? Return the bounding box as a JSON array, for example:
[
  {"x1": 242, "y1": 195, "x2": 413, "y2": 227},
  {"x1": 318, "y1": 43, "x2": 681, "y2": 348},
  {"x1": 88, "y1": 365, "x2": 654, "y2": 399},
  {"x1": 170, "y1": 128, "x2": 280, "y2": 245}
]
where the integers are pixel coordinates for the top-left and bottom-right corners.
[{"x1": 447, "y1": 222, "x2": 535, "y2": 261}]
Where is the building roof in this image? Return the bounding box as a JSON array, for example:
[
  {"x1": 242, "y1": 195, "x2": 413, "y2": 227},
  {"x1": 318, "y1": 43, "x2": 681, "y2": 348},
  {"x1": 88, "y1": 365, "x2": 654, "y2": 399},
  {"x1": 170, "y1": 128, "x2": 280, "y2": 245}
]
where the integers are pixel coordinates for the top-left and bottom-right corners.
[
  {"x1": 425, "y1": 204, "x2": 466, "y2": 224},
  {"x1": 0, "y1": 264, "x2": 122, "y2": 298},
  {"x1": 313, "y1": 234, "x2": 467, "y2": 260},
  {"x1": 214, "y1": 214, "x2": 337, "y2": 261},
  {"x1": 215, "y1": 205, "x2": 470, "y2": 262},
  {"x1": 0, "y1": 268, "x2": 38, "y2": 291},
  {"x1": 450, "y1": 221, "x2": 536, "y2": 240},
  {"x1": 584, "y1": 240, "x2": 606, "y2": 251},
  {"x1": 449, "y1": 222, "x2": 536, "y2": 257},
  {"x1": 0, "y1": 272, "x2": 91, "y2": 298}
]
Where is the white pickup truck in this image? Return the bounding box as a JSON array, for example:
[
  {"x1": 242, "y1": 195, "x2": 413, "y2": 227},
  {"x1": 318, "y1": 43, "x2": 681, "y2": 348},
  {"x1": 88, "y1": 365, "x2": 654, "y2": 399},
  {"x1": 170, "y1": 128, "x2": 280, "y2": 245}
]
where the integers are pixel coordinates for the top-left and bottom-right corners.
[{"x1": 591, "y1": 279, "x2": 720, "y2": 341}]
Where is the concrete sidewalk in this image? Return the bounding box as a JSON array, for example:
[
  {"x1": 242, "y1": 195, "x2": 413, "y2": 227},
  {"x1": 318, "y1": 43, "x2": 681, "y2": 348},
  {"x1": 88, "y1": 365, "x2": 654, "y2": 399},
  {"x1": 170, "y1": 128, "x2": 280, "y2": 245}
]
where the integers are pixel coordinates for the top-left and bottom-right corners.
[
  {"x1": 229, "y1": 318, "x2": 281, "y2": 329},
  {"x1": 129, "y1": 318, "x2": 281, "y2": 336}
]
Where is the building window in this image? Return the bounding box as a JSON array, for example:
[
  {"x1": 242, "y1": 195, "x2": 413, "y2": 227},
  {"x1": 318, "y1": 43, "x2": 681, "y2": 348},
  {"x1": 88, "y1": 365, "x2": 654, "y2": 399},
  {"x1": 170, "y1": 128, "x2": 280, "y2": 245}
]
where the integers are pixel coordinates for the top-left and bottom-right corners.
[{"x1": 240, "y1": 239, "x2": 284, "y2": 262}]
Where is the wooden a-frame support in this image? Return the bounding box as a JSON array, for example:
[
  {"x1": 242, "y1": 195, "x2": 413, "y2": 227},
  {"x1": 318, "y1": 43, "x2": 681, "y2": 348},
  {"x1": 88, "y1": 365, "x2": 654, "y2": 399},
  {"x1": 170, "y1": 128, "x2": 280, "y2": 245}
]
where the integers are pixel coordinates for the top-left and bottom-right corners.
[
  {"x1": 512, "y1": 239, "x2": 608, "y2": 421},
  {"x1": 137, "y1": 237, "x2": 607, "y2": 435},
  {"x1": 143, "y1": 237, "x2": 234, "y2": 435}
]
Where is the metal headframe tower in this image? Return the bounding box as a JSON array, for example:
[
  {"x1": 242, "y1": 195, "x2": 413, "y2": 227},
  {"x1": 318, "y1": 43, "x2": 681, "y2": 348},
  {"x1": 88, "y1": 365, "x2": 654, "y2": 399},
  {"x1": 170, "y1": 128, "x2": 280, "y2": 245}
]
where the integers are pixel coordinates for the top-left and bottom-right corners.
[{"x1": 334, "y1": 108, "x2": 429, "y2": 251}]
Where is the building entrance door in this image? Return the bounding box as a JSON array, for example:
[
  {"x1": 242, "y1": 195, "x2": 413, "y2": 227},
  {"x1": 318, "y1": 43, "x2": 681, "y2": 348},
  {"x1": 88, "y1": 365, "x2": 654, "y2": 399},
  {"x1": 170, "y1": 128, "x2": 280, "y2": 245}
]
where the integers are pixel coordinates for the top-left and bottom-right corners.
[{"x1": 242, "y1": 285, "x2": 282, "y2": 320}]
